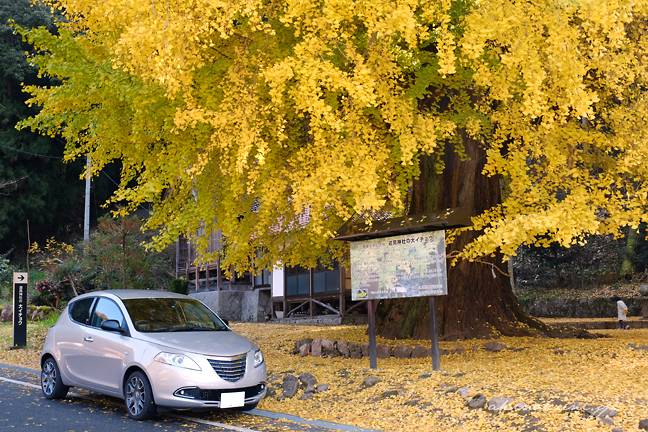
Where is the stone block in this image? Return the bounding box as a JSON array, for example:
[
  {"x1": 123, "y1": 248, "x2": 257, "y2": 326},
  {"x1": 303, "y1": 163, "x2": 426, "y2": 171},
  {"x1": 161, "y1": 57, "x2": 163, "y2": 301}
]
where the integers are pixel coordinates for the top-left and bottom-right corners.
[
  {"x1": 321, "y1": 339, "x2": 337, "y2": 356},
  {"x1": 361, "y1": 343, "x2": 369, "y2": 357},
  {"x1": 337, "y1": 340, "x2": 350, "y2": 358},
  {"x1": 348, "y1": 342, "x2": 362, "y2": 358},
  {"x1": 295, "y1": 338, "x2": 313, "y2": 353},
  {"x1": 411, "y1": 345, "x2": 430, "y2": 358},
  {"x1": 393, "y1": 344, "x2": 413, "y2": 359},
  {"x1": 311, "y1": 339, "x2": 322, "y2": 357},
  {"x1": 376, "y1": 344, "x2": 391, "y2": 359},
  {"x1": 299, "y1": 344, "x2": 310, "y2": 357}
]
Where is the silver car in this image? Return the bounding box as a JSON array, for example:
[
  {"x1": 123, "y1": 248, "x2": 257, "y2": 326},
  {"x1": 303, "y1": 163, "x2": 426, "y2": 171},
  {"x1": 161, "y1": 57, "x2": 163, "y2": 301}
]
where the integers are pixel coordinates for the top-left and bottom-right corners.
[{"x1": 40, "y1": 290, "x2": 266, "y2": 420}]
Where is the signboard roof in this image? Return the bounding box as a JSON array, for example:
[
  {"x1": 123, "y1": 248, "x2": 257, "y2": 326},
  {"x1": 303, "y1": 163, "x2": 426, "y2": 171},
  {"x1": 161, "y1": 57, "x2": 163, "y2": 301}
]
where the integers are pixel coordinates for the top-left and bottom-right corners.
[{"x1": 333, "y1": 207, "x2": 473, "y2": 242}]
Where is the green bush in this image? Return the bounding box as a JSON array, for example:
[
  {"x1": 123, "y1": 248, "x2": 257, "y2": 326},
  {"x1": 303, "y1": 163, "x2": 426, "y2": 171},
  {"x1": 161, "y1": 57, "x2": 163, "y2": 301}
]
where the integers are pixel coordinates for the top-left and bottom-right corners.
[
  {"x1": 0, "y1": 251, "x2": 15, "y2": 298},
  {"x1": 26, "y1": 215, "x2": 176, "y2": 297},
  {"x1": 167, "y1": 278, "x2": 190, "y2": 295}
]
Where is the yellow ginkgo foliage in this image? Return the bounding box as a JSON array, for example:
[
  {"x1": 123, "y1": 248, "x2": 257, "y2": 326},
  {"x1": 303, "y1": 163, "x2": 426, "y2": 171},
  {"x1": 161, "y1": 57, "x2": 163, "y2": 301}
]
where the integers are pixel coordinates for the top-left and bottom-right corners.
[{"x1": 15, "y1": 0, "x2": 648, "y2": 277}]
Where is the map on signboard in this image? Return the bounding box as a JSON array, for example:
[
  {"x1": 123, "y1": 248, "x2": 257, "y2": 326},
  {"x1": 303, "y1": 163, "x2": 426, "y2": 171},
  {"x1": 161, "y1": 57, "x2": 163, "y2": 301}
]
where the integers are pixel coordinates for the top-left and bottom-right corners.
[{"x1": 350, "y1": 231, "x2": 447, "y2": 300}]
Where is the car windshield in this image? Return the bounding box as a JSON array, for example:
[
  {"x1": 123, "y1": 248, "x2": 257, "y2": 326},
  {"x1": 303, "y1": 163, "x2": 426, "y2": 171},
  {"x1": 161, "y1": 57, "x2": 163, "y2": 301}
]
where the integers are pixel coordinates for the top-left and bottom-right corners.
[{"x1": 122, "y1": 298, "x2": 229, "y2": 333}]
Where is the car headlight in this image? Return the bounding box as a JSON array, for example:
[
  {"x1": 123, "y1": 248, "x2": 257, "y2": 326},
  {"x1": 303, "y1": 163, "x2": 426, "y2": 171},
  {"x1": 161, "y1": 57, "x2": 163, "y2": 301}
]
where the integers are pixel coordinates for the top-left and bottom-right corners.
[
  {"x1": 154, "y1": 352, "x2": 201, "y2": 371},
  {"x1": 254, "y1": 349, "x2": 264, "y2": 368}
]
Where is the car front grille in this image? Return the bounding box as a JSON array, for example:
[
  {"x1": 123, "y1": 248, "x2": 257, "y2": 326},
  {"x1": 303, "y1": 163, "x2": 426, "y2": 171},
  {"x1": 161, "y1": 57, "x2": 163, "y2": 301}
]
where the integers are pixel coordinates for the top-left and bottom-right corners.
[
  {"x1": 174, "y1": 384, "x2": 266, "y2": 401},
  {"x1": 200, "y1": 384, "x2": 265, "y2": 401},
  {"x1": 207, "y1": 354, "x2": 247, "y2": 382}
]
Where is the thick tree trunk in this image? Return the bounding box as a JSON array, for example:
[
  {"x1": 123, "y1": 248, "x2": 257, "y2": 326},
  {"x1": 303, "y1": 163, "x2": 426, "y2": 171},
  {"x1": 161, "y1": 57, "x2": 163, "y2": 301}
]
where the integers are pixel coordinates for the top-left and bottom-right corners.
[{"x1": 376, "y1": 133, "x2": 549, "y2": 340}]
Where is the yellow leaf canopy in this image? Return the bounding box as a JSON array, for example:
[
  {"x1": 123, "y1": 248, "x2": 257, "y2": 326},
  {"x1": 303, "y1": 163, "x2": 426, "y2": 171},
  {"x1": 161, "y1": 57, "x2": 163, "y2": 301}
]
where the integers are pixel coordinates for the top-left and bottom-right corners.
[{"x1": 17, "y1": 0, "x2": 648, "y2": 272}]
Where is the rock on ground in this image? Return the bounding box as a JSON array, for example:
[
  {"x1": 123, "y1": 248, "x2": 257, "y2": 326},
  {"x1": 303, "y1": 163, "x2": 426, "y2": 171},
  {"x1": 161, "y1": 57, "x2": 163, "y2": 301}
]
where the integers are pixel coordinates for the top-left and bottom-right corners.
[
  {"x1": 294, "y1": 338, "x2": 313, "y2": 354},
  {"x1": 599, "y1": 417, "x2": 614, "y2": 426},
  {"x1": 311, "y1": 339, "x2": 322, "y2": 357},
  {"x1": 639, "y1": 419, "x2": 648, "y2": 430},
  {"x1": 361, "y1": 343, "x2": 369, "y2": 357},
  {"x1": 468, "y1": 394, "x2": 487, "y2": 409},
  {"x1": 393, "y1": 344, "x2": 413, "y2": 359},
  {"x1": 583, "y1": 405, "x2": 617, "y2": 418},
  {"x1": 337, "y1": 340, "x2": 350, "y2": 358},
  {"x1": 321, "y1": 339, "x2": 337, "y2": 356},
  {"x1": 488, "y1": 397, "x2": 514, "y2": 412},
  {"x1": 513, "y1": 402, "x2": 529, "y2": 412},
  {"x1": 363, "y1": 377, "x2": 381, "y2": 387},
  {"x1": 0, "y1": 306, "x2": 12, "y2": 322},
  {"x1": 483, "y1": 341, "x2": 507, "y2": 352},
  {"x1": 411, "y1": 345, "x2": 431, "y2": 358},
  {"x1": 298, "y1": 373, "x2": 317, "y2": 387},
  {"x1": 299, "y1": 344, "x2": 310, "y2": 357},
  {"x1": 563, "y1": 402, "x2": 581, "y2": 412},
  {"x1": 376, "y1": 344, "x2": 391, "y2": 359},
  {"x1": 349, "y1": 342, "x2": 363, "y2": 359},
  {"x1": 457, "y1": 386, "x2": 474, "y2": 398},
  {"x1": 282, "y1": 375, "x2": 299, "y2": 398}
]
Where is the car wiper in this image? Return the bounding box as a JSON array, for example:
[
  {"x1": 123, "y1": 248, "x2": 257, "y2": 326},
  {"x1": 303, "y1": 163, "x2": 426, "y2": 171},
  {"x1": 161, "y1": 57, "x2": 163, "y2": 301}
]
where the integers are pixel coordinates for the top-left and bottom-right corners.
[
  {"x1": 150, "y1": 326, "x2": 170, "y2": 332},
  {"x1": 168, "y1": 325, "x2": 228, "y2": 332},
  {"x1": 168, "y1": 326, "x2": 194, "y2": 332},
  {"x1": 189, "y1": 326, "x2": 218, "y2": 331}
]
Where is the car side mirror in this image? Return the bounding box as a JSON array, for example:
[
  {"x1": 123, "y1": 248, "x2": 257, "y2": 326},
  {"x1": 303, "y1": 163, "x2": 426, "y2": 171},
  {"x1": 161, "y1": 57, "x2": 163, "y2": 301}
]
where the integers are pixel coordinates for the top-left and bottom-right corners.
[
  {"x1": 222, "y1": 318, "x2": 230, "y2": 327},
  {"x1": 101, "y1": 319, "x2": 126, "y2": 334}
]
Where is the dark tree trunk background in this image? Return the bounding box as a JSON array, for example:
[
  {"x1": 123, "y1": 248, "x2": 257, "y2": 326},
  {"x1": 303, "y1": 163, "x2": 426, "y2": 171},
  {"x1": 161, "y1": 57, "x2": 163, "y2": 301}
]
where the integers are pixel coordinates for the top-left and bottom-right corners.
[{"x1": 375, "y1": 133, "x2": 549, "y2": 341}]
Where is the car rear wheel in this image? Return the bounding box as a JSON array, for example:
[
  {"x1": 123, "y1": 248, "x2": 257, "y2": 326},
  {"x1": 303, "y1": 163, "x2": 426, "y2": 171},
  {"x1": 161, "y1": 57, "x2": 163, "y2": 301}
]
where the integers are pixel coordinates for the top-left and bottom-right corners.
[
  {"x1": 41, "y1": 358, "x2": 69, "y2": 399},
  {"x1": 124, "y1": 371, "x2": 157, "y2": 420}
]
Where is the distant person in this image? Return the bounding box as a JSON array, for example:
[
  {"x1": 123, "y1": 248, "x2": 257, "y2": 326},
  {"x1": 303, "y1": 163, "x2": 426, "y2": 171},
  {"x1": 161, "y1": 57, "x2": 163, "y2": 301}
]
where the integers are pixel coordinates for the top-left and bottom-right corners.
[{"x1": 612, "y1": 296, "x2": 630, "y2": 329}]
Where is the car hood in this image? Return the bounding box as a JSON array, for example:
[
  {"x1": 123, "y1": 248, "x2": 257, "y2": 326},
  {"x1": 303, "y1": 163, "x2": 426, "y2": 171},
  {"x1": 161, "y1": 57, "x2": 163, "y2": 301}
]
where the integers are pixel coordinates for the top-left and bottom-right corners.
[{"x1": 135, "y1": 330, "x2": 258, "y2": 357}]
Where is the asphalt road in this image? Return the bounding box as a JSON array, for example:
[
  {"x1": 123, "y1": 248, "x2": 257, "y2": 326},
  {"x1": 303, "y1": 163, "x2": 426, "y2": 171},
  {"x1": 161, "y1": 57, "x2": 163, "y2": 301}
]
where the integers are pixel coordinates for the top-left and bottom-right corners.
[{"x1": 0, "y1": 363, "x2": 381, "y2": 432}]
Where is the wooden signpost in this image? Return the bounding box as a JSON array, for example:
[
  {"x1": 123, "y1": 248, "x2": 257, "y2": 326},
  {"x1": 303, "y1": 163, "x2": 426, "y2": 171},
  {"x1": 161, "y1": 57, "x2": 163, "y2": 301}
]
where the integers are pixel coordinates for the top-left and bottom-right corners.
[{"x1": 334, "y1": 208, "x2": 473, "y2": 371}]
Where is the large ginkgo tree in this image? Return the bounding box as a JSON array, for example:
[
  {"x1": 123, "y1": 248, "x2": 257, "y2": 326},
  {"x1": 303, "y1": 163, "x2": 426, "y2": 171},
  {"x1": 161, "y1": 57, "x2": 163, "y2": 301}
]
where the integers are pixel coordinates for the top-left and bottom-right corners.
[{"x1": 17, "y1": 0, "x2": 648, "y2": 339}]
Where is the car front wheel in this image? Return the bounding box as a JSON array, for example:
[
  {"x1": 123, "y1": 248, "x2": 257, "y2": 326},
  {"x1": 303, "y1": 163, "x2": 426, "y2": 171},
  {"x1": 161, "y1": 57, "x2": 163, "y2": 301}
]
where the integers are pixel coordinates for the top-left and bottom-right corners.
[
  {"x1": 124, "y1": 371, "x2": 157, "y2": 420},
  {"x1": 41, "y1": 357, "x2": 69, "y2": 399}
]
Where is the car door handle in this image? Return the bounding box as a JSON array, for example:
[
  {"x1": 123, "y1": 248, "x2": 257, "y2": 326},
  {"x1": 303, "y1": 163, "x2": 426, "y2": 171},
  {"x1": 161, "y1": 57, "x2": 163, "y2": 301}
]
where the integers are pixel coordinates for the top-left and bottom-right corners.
[{"x1": 84, "y1": 337, "x2": 93, "y2": 342}]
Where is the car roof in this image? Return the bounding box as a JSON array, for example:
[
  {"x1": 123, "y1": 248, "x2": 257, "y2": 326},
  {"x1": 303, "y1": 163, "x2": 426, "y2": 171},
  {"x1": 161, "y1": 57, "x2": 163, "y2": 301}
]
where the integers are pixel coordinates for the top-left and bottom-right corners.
[{"x1": 72, "y1": 289, "x2": 190, "y2": 302}]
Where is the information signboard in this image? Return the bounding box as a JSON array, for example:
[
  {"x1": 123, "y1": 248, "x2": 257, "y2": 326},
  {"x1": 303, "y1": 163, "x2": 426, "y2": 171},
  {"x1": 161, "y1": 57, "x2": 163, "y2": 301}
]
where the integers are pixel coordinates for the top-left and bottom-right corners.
[
  {"x1": 13, "y1": 272, "x2": 28, "y2": 347},
  {"x1": 350, "y1": 231, "x2": 447, "y2": 301}
]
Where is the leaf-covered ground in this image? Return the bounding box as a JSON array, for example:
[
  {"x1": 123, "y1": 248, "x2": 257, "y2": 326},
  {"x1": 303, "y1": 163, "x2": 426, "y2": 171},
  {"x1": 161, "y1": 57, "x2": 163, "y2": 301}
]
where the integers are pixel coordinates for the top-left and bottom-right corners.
[{"x1": 1, "y1": 321, "x2": 646, "y2": 431}]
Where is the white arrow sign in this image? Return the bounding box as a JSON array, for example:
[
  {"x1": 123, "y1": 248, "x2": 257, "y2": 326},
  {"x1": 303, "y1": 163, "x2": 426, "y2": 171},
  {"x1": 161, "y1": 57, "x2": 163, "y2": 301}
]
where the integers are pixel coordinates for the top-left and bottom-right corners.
[{"x1": 13, "y1": 272, "x2": 28, "y2": 284}]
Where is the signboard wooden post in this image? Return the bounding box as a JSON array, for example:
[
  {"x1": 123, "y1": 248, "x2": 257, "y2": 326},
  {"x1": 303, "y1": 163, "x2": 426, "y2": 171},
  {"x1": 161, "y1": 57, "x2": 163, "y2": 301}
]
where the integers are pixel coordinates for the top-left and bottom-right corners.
[
  {"x1": 13, "y1": 272, "x2": 28, "y2": 348},
  {"x1": 350, "y1": 231, "x2": 447, "y2": 370},
  {"x1": 333, "y1": 208, "x2": 473, "y2": 372}
]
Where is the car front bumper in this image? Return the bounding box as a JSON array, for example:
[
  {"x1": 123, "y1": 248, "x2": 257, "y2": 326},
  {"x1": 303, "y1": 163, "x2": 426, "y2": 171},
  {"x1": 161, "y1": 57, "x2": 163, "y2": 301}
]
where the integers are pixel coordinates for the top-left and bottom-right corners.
[{"x1": 146, "y1": 357, "x2": 267, "y2": 410}]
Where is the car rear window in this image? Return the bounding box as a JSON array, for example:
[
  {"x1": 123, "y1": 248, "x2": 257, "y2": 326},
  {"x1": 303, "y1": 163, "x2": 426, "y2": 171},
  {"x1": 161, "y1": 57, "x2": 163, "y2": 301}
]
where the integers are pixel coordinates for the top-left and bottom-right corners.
[
  {"x1": 122, "y1": 298, "x2": 228, "y2": 333},
  {"x1": 69, "y1": 298, "x2": 95, "y2": 325}
]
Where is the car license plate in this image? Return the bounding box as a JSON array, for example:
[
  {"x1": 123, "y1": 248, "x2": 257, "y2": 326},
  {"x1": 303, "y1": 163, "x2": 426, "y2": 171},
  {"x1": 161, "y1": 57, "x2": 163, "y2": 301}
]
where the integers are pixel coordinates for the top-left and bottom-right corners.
[{"x1": 220, "y1": 391, "x2": 245, "y2": 408}]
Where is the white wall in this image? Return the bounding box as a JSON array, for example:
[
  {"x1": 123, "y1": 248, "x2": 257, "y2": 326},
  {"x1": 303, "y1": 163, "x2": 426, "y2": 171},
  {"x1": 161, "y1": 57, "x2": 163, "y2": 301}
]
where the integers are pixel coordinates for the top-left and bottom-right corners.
[{"x1": 271, "y1": 266, "x2": 284, "y2": 298}]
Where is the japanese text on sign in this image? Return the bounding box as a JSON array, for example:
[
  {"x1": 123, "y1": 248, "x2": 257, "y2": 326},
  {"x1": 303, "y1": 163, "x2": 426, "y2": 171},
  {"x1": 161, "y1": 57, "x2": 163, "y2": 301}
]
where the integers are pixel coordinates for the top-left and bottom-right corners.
[{"x1": 350, "y1": 231, "x2": 447, "y2": 300}]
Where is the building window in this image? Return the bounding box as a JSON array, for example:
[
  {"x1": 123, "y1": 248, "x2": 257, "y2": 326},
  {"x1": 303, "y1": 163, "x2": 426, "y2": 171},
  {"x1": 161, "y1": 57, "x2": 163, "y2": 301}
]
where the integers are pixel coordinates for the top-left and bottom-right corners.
[
  {"x1": 313, "y1": 266, "x2": 339, "y2": 295},
  {"x1": 253, "y1": 268, "x2": 271, "y2": 287},
  {"x1": 286, "y1": 266, "x2": 310, "y2": 297}
]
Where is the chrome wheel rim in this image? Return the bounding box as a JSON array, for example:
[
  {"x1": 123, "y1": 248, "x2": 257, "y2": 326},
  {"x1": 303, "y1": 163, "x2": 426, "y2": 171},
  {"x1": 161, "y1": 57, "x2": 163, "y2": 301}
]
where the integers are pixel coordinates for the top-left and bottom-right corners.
[
  {"x1": 41, "y1": 361, "x2": 56, "y2": 395},
  {"x1": 126, "y1": 376, "x2": 145, "y2": 415}
]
